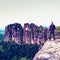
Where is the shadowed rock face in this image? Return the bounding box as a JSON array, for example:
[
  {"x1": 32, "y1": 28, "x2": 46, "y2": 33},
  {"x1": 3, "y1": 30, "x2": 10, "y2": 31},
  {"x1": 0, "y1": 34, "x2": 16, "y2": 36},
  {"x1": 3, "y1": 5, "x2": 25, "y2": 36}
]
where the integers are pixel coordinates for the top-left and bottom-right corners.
[{"x1": 33, "y1": 39, "x2": 60, "y2": 60}]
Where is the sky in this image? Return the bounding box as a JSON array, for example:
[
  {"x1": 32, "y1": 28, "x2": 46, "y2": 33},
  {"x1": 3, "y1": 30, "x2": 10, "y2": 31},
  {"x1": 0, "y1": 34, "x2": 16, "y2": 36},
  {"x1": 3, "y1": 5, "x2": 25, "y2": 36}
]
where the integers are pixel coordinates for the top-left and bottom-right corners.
[{"x1": 0, "y1": 0, "x2": 60, "y2": 29}]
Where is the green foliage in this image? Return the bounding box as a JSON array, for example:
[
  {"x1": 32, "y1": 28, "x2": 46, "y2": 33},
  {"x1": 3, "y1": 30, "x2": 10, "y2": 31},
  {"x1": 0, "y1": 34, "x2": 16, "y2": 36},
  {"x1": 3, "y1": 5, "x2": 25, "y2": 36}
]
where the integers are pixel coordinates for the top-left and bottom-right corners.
[
  {"x1": 56, "y1": 26, "x2": 60, "y2": 31},
  {"x1": 0, "y1": 41, "x2": 41, "y2": 60},
  {"x1": 0, "y1": 45, "x2": 4, "y2": 52},
  {"x1": 55, "y1": 26, "x2": 60, "y2": 36},
  {"x1": 21, "y1": 58, "x2": 27, "y2": 60}
]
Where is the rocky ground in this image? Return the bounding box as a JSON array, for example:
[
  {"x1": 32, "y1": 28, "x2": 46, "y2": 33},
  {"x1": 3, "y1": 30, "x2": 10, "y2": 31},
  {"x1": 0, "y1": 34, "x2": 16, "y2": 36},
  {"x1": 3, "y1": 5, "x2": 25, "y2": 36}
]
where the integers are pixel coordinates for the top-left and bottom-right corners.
[{"x1": 33, "y1": 39, "x2": 60, "y2": 60}]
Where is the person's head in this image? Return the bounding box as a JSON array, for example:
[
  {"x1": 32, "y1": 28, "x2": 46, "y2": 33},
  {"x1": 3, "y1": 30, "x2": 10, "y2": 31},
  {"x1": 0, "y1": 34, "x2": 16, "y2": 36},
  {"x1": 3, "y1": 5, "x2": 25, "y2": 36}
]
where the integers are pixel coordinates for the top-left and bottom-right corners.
[{"x1": 51, "y1": 22, "x2": 53, "y2": 25}]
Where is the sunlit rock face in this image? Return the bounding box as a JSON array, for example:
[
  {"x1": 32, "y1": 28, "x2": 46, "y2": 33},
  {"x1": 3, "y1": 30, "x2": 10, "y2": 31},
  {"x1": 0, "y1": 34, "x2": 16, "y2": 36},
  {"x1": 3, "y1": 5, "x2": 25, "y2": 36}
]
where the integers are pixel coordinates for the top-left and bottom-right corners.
[{"x1": 33, "y1": 39, "x2": 60, "y2": 60}]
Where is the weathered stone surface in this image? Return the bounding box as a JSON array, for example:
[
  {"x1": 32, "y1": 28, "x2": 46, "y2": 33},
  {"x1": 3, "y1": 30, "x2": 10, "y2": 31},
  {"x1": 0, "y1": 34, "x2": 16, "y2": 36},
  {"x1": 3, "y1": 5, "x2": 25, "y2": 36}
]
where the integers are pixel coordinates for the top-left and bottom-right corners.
[
  {"x1": 4, "y1": 23, "x2": 23, "y2": 44},
  {"x1": 4, "y1": 23, "x2": 51, "y2": 44},
  {"x1": 33, "y1": 39, "x2": 60, "y2": 60}
]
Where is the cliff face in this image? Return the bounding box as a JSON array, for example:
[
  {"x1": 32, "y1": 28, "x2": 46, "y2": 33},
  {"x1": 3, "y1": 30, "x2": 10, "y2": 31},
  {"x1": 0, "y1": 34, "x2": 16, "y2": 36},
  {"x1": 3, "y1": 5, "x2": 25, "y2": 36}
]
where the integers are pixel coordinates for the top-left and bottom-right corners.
[
  {"x1": 4, "y1": 23, "x2": 48, "y2": 44},
  {"x1": 33, "y1": 39, "x2": 60, "y2": 60},
  {"x1": 4, "y1": 23, "x2": 23, "y2": 44}
]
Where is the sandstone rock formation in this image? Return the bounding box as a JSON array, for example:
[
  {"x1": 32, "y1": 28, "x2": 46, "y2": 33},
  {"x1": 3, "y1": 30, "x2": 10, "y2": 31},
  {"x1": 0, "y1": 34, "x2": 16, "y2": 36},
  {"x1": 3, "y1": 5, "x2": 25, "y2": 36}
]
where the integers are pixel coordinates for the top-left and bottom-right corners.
[
  {"x1": 4, "y1": 23, "x2": 23, "y2": 44},
  {"x1": 4, "y1": 23, "x2": 49, "y2": 44},
  {"x1": 33, "y1": 39, "x2": 60, "y2": 60}
]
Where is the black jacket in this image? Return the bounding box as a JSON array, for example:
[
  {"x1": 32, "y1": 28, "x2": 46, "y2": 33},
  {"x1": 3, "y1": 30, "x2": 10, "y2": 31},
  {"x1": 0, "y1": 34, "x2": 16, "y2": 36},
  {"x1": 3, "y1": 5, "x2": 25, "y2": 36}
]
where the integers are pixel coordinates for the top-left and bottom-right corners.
[{"x1": 49, "y1": 24, "x2": 56, "y2": 33}]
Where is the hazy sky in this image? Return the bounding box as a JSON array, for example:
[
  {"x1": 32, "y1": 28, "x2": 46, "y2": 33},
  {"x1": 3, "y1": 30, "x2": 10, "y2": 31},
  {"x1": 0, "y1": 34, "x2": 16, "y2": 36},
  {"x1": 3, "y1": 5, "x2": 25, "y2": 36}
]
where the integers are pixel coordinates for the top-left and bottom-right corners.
[{"x1": 0, "y1": 0, "x2": 60, "y2": 29}]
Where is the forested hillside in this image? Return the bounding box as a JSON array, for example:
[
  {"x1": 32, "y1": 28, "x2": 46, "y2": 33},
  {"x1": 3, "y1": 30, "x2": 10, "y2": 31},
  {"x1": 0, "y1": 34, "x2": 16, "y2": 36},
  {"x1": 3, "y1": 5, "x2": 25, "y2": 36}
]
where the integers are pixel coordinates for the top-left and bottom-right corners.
[{"x1": 0, "y1": 40, "x2": 41, "y2": 60}]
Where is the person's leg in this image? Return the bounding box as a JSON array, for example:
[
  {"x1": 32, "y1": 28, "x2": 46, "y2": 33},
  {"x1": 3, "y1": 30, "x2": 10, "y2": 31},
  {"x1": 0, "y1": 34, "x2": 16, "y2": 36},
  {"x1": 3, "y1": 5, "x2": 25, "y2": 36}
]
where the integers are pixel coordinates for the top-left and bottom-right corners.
[
  {"x1": 49, "y1": 33, "x2": 51, "y2": 40},
  {"x1": 53, "y1": 32, "x2": 55, "y2": 40}
]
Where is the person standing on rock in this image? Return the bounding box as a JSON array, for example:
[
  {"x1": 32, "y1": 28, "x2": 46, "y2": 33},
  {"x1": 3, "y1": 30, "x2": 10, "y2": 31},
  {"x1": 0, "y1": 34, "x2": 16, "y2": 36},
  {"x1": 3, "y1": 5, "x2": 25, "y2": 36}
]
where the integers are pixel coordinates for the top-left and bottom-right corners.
[{"x1": 49, "y1": 22, "x2": 56, "y2": 40}]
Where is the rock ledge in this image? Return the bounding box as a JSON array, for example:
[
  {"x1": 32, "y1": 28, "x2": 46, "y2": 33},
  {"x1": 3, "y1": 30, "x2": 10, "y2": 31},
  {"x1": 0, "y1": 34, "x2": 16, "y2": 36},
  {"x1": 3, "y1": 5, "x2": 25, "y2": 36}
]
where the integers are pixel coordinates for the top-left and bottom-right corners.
[{"x1": 33, "y1": 39, "x2": 60, "y2": 60}]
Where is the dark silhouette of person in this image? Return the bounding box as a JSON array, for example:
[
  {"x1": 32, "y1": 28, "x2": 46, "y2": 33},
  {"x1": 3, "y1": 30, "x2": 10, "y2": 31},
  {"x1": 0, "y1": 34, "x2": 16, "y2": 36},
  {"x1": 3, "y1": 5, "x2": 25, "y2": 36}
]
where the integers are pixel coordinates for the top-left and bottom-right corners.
[{"x1": 49, "y1": 22, "x2": 56, "y2": 40}]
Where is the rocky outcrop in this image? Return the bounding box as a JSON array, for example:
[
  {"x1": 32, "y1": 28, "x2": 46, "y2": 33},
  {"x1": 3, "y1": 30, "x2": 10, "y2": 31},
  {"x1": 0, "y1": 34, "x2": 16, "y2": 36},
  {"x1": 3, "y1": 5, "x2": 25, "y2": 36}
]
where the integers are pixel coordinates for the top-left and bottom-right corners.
[
  {"x1": 4, "y1": 23, "x2": 49, "y2": 44},
  {"x1": 4, "y1": 23, "x2": 23, "y2": 44},
  {"x1": 33, "y1": 39, "x2": 60, "y2": 60}
]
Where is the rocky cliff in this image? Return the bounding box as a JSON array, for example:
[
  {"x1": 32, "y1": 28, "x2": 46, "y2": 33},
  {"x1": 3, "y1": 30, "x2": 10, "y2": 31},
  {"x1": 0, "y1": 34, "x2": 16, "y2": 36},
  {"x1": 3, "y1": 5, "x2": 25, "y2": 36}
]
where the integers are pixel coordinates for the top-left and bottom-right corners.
[
  {"x1": 4, "y1": 23, "x2": 48, "y2": 44},
  {"x1": 4, "y1": 23, "x2": 23, "y2": 44},
  {"x1": 33, "y1": 39, "x2": 60, "y2": 60}
]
